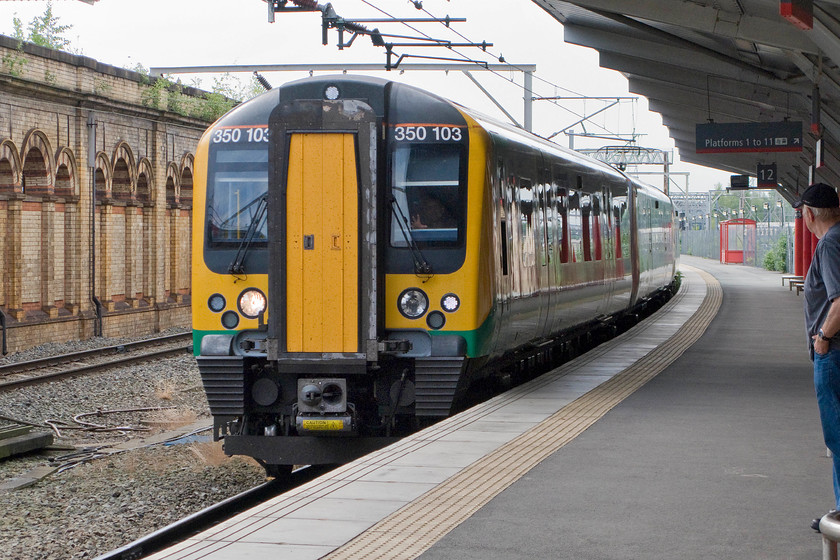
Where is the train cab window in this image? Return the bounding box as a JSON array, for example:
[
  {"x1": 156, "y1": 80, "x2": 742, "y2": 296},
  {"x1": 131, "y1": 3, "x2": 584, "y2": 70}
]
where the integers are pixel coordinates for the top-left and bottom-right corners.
[
  {"x1": 206, "y1": 148, "x2": 268, "y2": 246},
  {"x1": 391, "y1": 144, "x2": 464, "y2": 247}
]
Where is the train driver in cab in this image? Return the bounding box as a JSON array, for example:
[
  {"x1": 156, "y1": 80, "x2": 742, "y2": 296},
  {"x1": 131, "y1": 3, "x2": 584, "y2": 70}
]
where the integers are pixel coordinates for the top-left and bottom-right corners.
[{"x1": 410, "y1": 189, "x2": 456, "y2": 230}]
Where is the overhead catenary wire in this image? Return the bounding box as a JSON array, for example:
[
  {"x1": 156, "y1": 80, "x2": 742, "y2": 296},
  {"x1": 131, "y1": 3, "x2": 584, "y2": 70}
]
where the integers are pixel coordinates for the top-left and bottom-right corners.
[
  {"x1": 354, "y1": 0, "x2": 634, "y2": 141},
  {"x1": 406, "y1": 0, "x2": 635, "y2": 126},
  {"x1": 269, "y1": 0, "x2": 635, "y2": 142}
]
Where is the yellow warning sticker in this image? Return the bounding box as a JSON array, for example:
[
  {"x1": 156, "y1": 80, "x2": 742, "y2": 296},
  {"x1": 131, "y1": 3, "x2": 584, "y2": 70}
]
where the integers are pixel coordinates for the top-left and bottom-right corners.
[{"x1": 301, "y1": 419, "x2": 345, "y2": 431}]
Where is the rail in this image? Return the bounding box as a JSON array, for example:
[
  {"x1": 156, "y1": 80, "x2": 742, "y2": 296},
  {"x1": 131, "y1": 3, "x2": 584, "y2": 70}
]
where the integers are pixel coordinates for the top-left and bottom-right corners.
[
  {"x1": 92, "y1": 464, "x2": 335, "y2": 560},
  {"x1": 821, "y1": 511, "x2": 840, "y2": 559},
  {"x1": 0, "y1": 333, "x2": 192, "y2": 391}
]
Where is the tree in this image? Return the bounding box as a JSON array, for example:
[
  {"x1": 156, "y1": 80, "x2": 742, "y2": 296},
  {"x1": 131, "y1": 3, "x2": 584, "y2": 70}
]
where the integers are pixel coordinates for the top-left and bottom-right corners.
[{"x1": 13, "y1": 1, "x2": 73, "y2": 51}]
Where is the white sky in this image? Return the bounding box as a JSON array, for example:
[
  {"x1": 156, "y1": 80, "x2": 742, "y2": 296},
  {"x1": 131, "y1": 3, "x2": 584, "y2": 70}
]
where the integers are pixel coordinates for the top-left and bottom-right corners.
[{"x1": 0, "y1": 0, "x2": 734, "y2": 192}]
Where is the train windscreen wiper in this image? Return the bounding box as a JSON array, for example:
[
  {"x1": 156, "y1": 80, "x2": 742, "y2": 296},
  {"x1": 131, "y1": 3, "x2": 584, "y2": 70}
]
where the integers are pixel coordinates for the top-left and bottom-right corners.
[
  {"x1": 390, "y1": 195, "x2": 433, "y2": 278},
  {"x1": 228, "y1": 194, "x2": 268, "y2": 276}
]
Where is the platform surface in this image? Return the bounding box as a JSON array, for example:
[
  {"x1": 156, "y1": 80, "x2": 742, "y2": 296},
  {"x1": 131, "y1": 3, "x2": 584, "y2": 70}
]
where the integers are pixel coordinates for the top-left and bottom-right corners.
[
  {"x1": 149, "y1": 256, "x2": 825, "y2": 560},
  {"x1": 421, "y1": 255, "x2": 824, "y2": 560}
]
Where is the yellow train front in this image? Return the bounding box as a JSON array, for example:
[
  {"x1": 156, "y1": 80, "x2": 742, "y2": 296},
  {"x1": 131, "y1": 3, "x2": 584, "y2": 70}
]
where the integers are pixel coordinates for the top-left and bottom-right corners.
[{"x1": 192, "y1": 75, "x2": 677, "y2": 474}]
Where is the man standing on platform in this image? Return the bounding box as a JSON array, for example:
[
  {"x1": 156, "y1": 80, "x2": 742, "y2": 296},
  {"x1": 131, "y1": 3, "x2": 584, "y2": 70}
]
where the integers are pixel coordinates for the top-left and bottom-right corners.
[{"x1": 796, "y1": 183, "x2": 840, "y2": 532}]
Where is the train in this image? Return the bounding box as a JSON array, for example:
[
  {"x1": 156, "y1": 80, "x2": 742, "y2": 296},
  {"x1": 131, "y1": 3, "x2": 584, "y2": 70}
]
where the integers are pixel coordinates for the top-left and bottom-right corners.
[{"x1": 191, "y1": 75, "x2": 678, "y2": 475}]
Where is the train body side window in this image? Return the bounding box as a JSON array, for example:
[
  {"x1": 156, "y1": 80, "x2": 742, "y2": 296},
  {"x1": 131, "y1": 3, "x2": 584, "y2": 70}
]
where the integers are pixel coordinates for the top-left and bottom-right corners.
[
  {"x1": 519, "y1": 178, "x2": 535, "y2": 268},
  {"x1": 538, "y1": 172, "x2": 551, "y2": 266},
  {"x1": 497, "y1": 159, "x2": 509, "y2": 276},
  {"x1": 554, "y1": 172, "x2": 570, "y2": 264},
  {"x1": 591, "y1": 192, "x2": 602, "y2": 261},
  {"x1": 613, "y1": 193, "x2": 629, "y2": 259},
  {"x1": 568, "y1": 189, "x2": 582, "y2": 263},
  {"x1": 600, "y1": 187, "x2": 613, "y2": 261},
  {"x1": 580, "y1": 193, "x2": 592, "y2": 262}
]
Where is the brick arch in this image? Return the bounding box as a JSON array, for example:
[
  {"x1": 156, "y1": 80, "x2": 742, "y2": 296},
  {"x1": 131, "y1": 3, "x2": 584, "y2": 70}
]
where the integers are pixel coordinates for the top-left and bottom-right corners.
[
  {"x1": 165, "y1": 162, "x2": 180, "y2": 205},
  {"x1": 0, "y1": 139, "x2": 22, "y2": 194},
  {"x1": 93, "y1": 151, "x2": 112, "y2": 199},
  {"x1": 20, "y1": 130, "x2": 55, "y2": 195},
  {"x1": 179, "y1": 153, "x2": 194, "y2": 206},
  {"x1": 111, "y1": 142, "x2": 136, "y2": 201},
  {"x1": 54, "y1": 147, "x2": 77, "y2": 198},
  {"x1": 136, "y1": 157, "x2": 154, "y2": 203}
]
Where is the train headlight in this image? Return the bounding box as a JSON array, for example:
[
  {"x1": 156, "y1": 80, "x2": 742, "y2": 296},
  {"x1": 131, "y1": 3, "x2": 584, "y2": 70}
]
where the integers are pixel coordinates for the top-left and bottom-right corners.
[
  {"x1": 398, "y1": 288, "x2": 429, "y2": 319},
  {"x1": 238, "y1": 288, "x2": 267, "y2": 319},
  {"x1": 441, "y1": 293, "x2": 460, "y2": 313},
  {"x1": 208, "y1": 293, "x2": 226, "y2": 313},
  {"x1": 324, "y1": 85, "x2": 340, "y2": 100}
]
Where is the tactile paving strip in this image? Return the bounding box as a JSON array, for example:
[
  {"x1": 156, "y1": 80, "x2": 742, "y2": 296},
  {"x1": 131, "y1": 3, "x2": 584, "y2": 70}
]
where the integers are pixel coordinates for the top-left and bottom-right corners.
[{"x1": 325, "y1": 266, "x2": 721, "y2": 559}]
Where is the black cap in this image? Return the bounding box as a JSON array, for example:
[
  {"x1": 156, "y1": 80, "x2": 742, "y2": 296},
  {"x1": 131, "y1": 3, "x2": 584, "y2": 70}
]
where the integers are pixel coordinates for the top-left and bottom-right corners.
[{"x1": 793, "y1": 183, "x2": 840, "y2": 209}]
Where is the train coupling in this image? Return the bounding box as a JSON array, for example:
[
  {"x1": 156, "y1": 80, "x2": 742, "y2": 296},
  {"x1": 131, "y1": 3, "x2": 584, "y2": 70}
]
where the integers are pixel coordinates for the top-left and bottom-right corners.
[
  {"x1": 379, "y1": 338, "x2": 412, "y2": 354},
  {"x1": 295, "y1": 378, "x2": 357, "y2": 435}
]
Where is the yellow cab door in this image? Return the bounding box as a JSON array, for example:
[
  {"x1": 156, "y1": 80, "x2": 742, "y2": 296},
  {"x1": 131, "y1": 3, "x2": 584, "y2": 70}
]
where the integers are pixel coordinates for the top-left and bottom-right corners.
[{"x1": 285, "y1": 133, "x2": 359, "y2": 353}]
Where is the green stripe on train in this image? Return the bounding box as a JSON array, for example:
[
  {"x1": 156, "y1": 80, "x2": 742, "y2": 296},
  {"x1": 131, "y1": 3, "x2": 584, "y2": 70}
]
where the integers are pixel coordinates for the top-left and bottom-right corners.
[
  {"x1": 194, "y1": 311, "x2": 497, "y2": 359},
  {"x1": 191, "y1": 330, "x2": 231, "y2": 356},
  {"x1": 430, "y1": 309, "x2": 496, "y2": 358}
]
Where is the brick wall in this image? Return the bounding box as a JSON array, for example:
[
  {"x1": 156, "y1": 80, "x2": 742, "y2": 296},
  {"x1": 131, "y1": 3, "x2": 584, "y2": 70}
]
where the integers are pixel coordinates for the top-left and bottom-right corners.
[{"x1": 0, "y1": 34, "x2": 213, "y2": 353}]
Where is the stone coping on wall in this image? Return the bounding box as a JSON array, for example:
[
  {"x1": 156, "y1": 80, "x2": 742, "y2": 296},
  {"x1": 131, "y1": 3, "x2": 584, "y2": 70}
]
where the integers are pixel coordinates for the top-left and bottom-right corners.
[{"x1": 0, "y1": 33, "x2": 210, "y2": 101}]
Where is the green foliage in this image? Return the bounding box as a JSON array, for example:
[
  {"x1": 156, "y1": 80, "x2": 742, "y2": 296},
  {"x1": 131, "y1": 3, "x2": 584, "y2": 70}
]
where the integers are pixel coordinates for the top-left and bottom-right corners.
[
  {"x1": 1, "y1": 42, "x2": 26, "y2": 77},
  {"x1": 129, "y1": 63, "x2": 151, "y2": 85},
  {"x1": 194, "y1": 91, "x2": 236, "y2": 122},
  {"x1": 4, "y1": 1, "x2": 73, "y2": 77},
  {"x1": 763, "y1": 234, "x2": 788, "y2": 272},
  {"x1": 671, "y1": 270, "x2": 683, "y2": 295},
  {"x1": 94, "y1": 77, "x2": 112, "y2": 96},
  {"x1": 141, "y1": 74, "x2": 173, "y2": 110},
  {"x1": 12, "y1": 16, "x2": 25, "y2": 41},
  {"x1": 189, "y1": 73, "x2": 257, "y2": 122},
  {"x1": 135, "y1": 70, "x2": 265, "y2": 122},
  {"x1": 20, "y1": 1, "x2": 72, "y2": 51}
]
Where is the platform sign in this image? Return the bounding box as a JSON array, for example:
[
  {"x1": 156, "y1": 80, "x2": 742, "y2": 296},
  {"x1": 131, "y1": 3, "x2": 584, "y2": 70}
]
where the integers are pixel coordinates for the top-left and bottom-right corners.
[
  {"x1": 757, "y1": 163, "x2": 778, "y2": 188},
  {"x1": 696, "y1": 121, "x2": 802, "y2": 154},
  {"x1": 730, "y1": 174, "x2": 751, "y2": 190}
]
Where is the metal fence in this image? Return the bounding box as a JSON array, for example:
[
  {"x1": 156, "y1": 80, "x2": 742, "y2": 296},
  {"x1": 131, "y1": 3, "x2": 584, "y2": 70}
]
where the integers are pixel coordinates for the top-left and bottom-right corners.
[{"x1": 679, "y1": 224, "x2": 794, "y2": 272}]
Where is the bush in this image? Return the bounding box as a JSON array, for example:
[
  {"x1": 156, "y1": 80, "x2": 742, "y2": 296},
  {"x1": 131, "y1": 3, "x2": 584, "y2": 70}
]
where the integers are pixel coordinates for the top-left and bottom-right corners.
[{"x1": 763, "y1": 234, "x2": 788, "y2": 271}]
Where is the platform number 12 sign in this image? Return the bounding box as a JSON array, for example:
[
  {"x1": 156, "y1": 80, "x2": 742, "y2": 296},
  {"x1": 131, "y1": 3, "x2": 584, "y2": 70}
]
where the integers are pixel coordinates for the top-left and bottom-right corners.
[{"x1": 757, "y1": 163, "x2": 777, "y2": 188}]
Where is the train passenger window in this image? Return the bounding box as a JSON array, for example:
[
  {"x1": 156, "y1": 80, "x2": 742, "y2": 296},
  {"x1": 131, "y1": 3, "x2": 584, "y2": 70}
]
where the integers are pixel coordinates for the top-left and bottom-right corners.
[
  {"x1": 538, "y1": 179, "x2": 551, "y2": 266},
  {"x1": 555, "y1": 183, "x2": 569, "y2": 264},
  {"x1": 391, "y1": 144, "x2": 463, "y2": 247},
  {"x1": 568, "y1": 190, "x2": 582, "y2": 263},
  {"x1": 206, "y1": 148, "x2": 268, "y2": 246},
  {"x1": 519, "y1": 179, "x2": 536, "y2": 268},
  {"x1": 580, "y1": 194, "x2": 592, "y2": 262},
  {"x1": 553, "y1": 182, "x2": 569, "y2": 263},
  {"x1": 613, "y1": 196, "x2": 629, "y2": 259},
  {"x1": 591, "y1": 193, "x2": 602, "y2": 261}
]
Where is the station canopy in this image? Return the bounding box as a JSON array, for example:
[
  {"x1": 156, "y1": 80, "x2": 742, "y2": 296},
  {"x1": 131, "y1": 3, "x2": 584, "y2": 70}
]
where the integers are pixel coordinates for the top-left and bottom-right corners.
[{"x1": 533, "y1": 0, "x2": 840, "y2": 201}]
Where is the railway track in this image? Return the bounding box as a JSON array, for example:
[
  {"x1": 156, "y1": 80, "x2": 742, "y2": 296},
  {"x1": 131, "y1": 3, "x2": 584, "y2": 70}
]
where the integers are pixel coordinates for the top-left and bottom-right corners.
[
  {"x1": 94, "y1": 465, "x2": 334, "y2": 560},
  {"x1": 0, "y1": 333, "x2": 193, "y2": 392}
]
